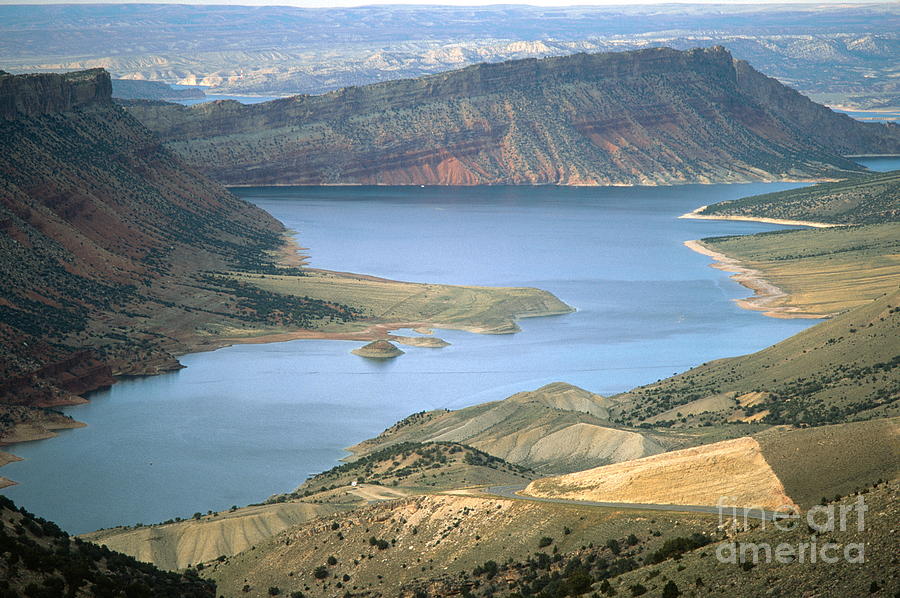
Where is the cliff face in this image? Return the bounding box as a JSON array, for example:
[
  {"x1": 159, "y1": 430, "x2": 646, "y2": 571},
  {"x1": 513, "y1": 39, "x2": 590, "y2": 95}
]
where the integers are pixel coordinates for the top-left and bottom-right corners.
[
  {"x1": 0, "y1": 69, "x2": 300, "y2": 437},
  {"x1": 732, "y1": 60, "x2": 900, "y2": 156},
  {"x1": 0, "y1": 68, "x2": 112, "y2": 120},
  {"x1": 126, "y1": 47, "x2": 899, "y2": 186}
]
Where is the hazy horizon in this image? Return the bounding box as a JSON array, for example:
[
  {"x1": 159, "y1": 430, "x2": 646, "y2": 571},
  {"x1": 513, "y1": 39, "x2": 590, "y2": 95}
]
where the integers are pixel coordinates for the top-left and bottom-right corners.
[{"x1": 0, "y1": 0, "x2": 890, "y2": 7}]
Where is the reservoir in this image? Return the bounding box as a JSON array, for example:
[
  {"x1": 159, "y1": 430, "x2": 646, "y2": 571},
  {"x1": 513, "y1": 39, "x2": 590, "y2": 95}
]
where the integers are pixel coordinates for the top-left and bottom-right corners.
[{"x1": 0, "y1": 168, "x2": 890, "y2": 534}]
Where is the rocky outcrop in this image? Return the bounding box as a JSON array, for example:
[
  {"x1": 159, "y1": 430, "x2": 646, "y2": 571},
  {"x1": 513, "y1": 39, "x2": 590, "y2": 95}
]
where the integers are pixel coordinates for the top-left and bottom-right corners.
[
  {"x1": 125, "y1": 47, "x2": 899, "y2": 186},
  {"x1": 0, "y1": 68, "x2": 112, "y2": 120},
  {"x1": 352, "y1": 339, "x2": 404, "y2": 358}
]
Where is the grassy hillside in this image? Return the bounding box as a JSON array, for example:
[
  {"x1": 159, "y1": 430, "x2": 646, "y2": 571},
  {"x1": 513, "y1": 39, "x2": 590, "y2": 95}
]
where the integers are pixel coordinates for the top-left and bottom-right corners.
[
  {"x1": 204, "y1": 492, "x2": 722, "y2": 598},
  {"x1": 614, "y1": 288, "x2": 900, "y2": 427},
  {"x1": 698, "y1": 169, "x2": 900, "y2": 225},
  {"x1": 283, "y1": 441, "x2": 535, "y2": 500},
  {"x1": 698, "y1": 223, "x2": 899, "y2": 316},
  {"x1": 755, "y1": 418, "x2": 900, "y2": 509},
  {"x1": 610, "y1": 481, "x2": 898, "y2": 598},
  {"x1": 228, "y1": 269, "x2": 573, "y2": 338}
]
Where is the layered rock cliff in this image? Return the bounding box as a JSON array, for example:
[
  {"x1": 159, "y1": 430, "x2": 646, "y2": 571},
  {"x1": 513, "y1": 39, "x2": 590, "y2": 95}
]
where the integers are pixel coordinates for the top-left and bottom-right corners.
[
  {"x1": 125, "y1": 47, "x2": 900, "y2": 186},
  {"x1": 0, "y1": 68, "x2": 112, "y2": 120}
]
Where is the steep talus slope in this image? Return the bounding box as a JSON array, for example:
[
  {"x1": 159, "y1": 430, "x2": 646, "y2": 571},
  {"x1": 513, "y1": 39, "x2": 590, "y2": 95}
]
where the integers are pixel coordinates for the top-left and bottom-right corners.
[
  {"x1": 733, "y1": 59, "x2": 900, "y2": 156},
  {"x1": 125, "y1": 47, "x2": 899, "y2": 186},
  {"x1": 349, "y1": 383, "x2": 664, "y2": 474},
  {"x1": 0, "y1": 69, "x2": 353, "y2": 440}
]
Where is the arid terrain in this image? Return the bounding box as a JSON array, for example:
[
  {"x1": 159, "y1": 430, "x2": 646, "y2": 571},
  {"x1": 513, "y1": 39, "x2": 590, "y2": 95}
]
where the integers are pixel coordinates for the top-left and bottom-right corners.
[
  {"x1": 1, "y1": 21, "x2": 898, "y2": 598},
  {"x1": 2, "y1": 4, "x2": 897, "y2": 110},
  {"x1": 123, "y1": 47, "x2": 899, "y2": 186}
]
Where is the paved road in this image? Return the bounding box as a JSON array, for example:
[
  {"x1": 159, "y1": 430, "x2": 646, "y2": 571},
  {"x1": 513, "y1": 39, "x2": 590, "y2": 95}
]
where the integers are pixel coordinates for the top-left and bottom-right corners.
[{"x1": 485, "y1": 485, "x2": 789, "y2": 522}]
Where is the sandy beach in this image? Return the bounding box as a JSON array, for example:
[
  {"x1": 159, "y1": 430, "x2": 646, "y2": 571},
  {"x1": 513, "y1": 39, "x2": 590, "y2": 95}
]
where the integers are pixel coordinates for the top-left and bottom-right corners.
[
  {"x1": 679, "y1": 205, "x2": 838, "y2": 228},
  {"x1": 684, "y1": 240, "x2": 825, "y2": 319}
]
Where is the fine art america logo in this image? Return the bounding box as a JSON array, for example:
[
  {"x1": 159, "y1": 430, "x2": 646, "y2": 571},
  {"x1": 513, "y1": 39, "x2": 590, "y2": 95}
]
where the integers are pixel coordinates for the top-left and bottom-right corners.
[{"x1": 715, "y1": 496, "x2": 867, "y2": 565}]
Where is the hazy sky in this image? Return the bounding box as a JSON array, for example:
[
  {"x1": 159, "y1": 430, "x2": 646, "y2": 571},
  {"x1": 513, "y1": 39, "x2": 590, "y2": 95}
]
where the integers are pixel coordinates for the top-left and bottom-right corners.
[{"x1": 0, "y1": 0, "x2": 887, "y2": 5}]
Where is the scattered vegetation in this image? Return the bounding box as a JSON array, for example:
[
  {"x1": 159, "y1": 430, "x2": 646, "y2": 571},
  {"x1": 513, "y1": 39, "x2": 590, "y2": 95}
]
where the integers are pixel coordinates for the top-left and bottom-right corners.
[
  {"x1": 699, "y1": 169, "x2": 900, "y2": 225},
  {"x1": 0, "y1": 495, "x2": 215, "y2": 597}
]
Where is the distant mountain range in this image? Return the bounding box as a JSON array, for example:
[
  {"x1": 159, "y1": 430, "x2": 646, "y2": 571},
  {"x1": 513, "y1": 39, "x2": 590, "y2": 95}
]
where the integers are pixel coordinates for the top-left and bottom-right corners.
[
  {"x1": 2, "y1": 4, "x2": 896, "y2": 108},
  {"x1": 124, "y1": 47, "x2": 900, "y2": 186}
]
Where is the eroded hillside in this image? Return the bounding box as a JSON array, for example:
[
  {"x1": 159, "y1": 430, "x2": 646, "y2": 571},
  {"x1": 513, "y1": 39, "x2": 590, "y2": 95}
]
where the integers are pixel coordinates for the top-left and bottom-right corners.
[
  {"x1": 125, "y1": 47, "x2": 899, "y2": 186},
  {"x1": 350, "y1": 383, "x2": 665, "y2": 474}
]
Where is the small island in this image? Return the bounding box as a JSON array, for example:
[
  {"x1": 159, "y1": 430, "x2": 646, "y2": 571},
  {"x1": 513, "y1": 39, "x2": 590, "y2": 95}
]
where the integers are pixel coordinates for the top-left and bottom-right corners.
[{"x1": 351, "y1": 340, "x2": 405, "y2": 359}]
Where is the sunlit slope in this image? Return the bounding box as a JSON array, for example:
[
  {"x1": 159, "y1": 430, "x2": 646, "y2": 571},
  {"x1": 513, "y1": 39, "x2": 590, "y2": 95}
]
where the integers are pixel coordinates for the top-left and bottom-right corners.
[
  {"x1": 82, "y1": 502, "x2": 344, "y2": 572},
  {"x1": 524, "y1": 418, "x2": 898, "y2": 510},
  {"x1": 350, "y1": 383, "x2": 665, "y2": 473},
  {"x1": 524, "y1": 437, "x2": 795, "y2": 509},
  {"x1": 699, "y1": 223, "x2": 900, "y2": 316}
]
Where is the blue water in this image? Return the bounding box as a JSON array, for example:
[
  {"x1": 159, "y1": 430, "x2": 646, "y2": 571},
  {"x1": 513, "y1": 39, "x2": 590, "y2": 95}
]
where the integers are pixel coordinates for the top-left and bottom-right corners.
[
  {"x1": 0, "y1": 167, "x2": 886, "y2": 534},
  {"x1": 859, "y1": 156, "x2": 900, "y2": 172},
  {"x1": 173, "y1": 94, "x2": 283, "y2": 106},
  {"x1": 832, "y1": 108, "x2": 900, "y2": 124}
]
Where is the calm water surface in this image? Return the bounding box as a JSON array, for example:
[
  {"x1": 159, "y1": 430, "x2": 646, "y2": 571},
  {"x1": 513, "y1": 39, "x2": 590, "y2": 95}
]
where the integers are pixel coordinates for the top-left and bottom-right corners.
[{"x1": 2, "y1": 160, "x2": 893, "y2": 534}]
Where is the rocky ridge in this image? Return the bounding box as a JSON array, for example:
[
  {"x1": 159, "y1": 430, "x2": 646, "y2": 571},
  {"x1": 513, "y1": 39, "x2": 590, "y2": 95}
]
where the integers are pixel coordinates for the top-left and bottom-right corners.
[{"x1": 124, "y1": 47, "x2": 899, "y2": 186}]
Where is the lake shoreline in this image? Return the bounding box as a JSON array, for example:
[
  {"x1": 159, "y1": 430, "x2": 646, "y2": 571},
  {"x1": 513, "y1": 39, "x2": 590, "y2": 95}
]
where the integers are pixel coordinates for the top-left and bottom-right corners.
[
  {"x1": 224, "y1": 176, "x2": 842, "y2": 189},
  {"x1": 0, "y1": 264, "x2": 574, "y2": 477},
  {"x1": 683, "y1": 240, "x2": 824, "y2": 320},
  {"x1": 678, "y1": 205, "x2": 837, "y2": 228}
]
